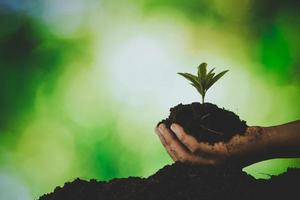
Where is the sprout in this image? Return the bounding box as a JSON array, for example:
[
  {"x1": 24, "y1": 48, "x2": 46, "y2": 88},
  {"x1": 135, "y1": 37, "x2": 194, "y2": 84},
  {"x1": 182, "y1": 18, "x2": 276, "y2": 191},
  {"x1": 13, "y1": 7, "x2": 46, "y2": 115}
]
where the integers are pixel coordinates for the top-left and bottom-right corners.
[{"x1": 178, "y1": 62, "x2": 228, "y2": 104}]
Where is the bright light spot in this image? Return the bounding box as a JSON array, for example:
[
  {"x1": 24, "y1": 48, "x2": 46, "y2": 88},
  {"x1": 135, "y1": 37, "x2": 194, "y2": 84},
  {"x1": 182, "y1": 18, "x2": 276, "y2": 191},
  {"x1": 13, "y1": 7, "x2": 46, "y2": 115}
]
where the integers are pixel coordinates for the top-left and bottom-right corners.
[
  {"x1": 0, "y1": 171, "x2": 31, "y2": 200},
  {"x1": 101, "y1": 28, "x2": 196, "y2": 115},
  {"x1": 40, "y1": 0, "x2": 89, "y2": 37},
  {"x1": 105, "y1": 35, "x2": 177, "y2": 105}
]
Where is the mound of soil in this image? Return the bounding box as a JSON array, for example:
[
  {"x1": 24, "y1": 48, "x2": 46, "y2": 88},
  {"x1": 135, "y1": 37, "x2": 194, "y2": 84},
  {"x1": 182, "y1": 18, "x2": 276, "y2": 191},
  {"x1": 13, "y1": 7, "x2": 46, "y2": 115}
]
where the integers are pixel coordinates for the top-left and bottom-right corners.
[
  {"x1": 158, "y1": 102, "x2": 248, "y2": 144},
  {"x1": 39, "y1": 162, "x2": 300, "y2": 200}
]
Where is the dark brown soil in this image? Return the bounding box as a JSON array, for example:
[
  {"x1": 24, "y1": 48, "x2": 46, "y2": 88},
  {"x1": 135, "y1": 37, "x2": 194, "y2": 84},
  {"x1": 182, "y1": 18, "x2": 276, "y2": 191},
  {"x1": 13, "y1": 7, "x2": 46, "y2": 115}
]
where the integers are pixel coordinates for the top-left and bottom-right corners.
[
  {"x1": 158, "y1": 102, "x2": 248, "y2": 144},
  {"x1": 38, "y1": 162, "x2": 300, "y2": 200}
]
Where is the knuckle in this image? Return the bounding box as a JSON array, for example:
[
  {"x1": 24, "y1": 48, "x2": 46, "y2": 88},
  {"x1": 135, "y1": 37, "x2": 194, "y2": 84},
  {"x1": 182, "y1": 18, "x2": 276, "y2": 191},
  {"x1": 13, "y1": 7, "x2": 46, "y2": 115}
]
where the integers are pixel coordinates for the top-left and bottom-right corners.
[
  {"x1": 164, "y1": 140, "x2": 170, "y2": 146},
  {"x1": 178, "y1": 133, "x2": 185, "y2": 141},
  {"x1": 166, "y1": 146, "x2": 173, "y2": 155},
  {"x1": 162, "y1": 136, "x2": 172, "y2": 146},
  {"x1": 168, "y1": 143, "x2": 176, "y2": 152},
  {"x1": 189, "y1": 145, "x2": 198, "y2": 153},
  {"x1": 178, "y1": 156, "x2": 186, "y2": 162},
  {"x1": 171, "y1": 150, "x2": 183, "y2": 162}
]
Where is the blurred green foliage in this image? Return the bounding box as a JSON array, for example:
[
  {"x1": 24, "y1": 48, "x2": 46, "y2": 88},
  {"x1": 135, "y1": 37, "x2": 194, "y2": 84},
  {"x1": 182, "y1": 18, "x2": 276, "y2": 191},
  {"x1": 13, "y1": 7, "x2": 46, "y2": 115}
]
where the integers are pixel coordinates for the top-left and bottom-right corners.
[{"x1": 0, "y1": 0, "x2": 300, "y2": 199}]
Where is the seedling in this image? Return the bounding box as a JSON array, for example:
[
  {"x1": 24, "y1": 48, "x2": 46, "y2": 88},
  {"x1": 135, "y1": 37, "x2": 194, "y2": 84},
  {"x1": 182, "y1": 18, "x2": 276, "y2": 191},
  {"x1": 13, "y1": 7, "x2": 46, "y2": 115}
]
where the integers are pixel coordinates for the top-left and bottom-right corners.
[{"x1": 178, "y1": 62, "x2": 228, "y2": 104}]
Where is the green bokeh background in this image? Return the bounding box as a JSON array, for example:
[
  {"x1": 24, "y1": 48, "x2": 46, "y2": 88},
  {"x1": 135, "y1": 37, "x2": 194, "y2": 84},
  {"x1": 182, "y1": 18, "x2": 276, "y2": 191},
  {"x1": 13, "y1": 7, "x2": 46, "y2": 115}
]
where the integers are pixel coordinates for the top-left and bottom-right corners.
[{"x1": 0, "y1": 0, "x2": 300, "y2": 199}]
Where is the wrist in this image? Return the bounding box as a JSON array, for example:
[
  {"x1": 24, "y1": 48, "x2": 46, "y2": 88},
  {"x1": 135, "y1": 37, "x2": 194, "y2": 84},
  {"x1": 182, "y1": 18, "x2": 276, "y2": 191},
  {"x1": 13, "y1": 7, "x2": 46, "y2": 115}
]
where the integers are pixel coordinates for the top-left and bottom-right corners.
[
  {"x1": 263, "y1": 121, "x2": 300, "y2": 158},
  {"x1": 261, "y1": 125, "x2": 284, "y2": 159},
  {"x1": 227, "y1": 126, "x2": 272, "y2": 166},
  {"x1": 241, "y1": 126, "x2": 275, "y2": 165}
]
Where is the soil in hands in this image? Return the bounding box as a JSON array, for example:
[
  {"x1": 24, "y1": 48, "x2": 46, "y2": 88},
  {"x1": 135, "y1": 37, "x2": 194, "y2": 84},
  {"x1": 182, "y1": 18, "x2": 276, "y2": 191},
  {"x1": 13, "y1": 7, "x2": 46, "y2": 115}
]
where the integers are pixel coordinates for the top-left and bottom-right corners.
[{"x1": 158, "y1": 102, "x2": 247, "y2": 144}]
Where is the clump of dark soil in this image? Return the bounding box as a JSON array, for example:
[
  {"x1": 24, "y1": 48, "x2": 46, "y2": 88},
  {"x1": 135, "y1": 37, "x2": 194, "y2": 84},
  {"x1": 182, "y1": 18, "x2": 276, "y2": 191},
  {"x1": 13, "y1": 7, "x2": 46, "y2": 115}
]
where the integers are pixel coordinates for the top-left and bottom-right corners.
[
  {"x1": 39, "y1": 162, "x2": 300, "y2": 200},
  {"x1": 158, "y1": 102, "x2": 247, "y2": 144}
]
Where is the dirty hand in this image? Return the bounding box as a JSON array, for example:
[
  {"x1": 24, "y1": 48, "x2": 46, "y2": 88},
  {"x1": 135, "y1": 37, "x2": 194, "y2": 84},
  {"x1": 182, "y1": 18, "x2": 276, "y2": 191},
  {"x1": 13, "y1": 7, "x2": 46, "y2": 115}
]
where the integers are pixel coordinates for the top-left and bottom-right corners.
[{"x1": 155, "y1": 123, "x2": 269, "y2": 167}]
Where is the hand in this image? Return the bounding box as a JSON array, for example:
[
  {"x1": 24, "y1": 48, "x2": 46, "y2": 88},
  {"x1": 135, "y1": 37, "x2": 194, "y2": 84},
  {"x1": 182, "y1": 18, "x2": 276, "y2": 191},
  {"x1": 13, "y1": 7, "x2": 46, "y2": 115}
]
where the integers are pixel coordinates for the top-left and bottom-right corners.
[{"x1": 155, "y1": 123, "x2": 268, "y2": 167}]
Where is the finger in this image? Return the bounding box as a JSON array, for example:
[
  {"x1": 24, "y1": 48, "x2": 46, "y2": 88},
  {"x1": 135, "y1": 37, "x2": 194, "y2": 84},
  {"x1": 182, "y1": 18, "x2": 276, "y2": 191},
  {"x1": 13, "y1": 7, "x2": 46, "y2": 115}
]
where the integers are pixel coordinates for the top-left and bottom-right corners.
[
  {"x1": 171, "y1": 123, "x2": 227, "y2": 157},
  {"x1": 157, "y1": 126, "x2": 220, "y2": 165},
  {"x1": 158, "y1": 124, "x2": 200, "y2": 162},
  {"x1": 155, "y1": 127, "x2": 178, "y2": 161},
  {"x1": 170, "y1": 123, "x2": 200, "y2": 153}
]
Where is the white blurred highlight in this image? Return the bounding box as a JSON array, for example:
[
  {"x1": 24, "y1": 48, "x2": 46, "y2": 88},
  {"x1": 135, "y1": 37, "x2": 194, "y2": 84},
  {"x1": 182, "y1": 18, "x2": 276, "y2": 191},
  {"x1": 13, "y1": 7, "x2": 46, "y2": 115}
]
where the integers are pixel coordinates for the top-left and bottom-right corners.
[{"x1": 0, "y1": 172, "x2": 31, "y2": 200}]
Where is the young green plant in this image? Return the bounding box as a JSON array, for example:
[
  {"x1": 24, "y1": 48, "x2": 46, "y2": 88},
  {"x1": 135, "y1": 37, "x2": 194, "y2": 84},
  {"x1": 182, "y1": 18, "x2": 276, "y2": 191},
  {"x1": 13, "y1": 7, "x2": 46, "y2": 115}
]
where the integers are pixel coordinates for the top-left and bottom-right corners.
[{"x1": 178, "y1": 63, "x2": 228, "y2": 104}]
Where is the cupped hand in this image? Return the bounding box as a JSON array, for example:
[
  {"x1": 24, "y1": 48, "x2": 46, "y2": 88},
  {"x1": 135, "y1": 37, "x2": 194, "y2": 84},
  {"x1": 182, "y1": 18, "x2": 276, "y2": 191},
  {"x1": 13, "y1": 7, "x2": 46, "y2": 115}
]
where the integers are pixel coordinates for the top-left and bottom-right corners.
[{"x1": 155, "y1": 123, "x2": 268, "y2": 167}]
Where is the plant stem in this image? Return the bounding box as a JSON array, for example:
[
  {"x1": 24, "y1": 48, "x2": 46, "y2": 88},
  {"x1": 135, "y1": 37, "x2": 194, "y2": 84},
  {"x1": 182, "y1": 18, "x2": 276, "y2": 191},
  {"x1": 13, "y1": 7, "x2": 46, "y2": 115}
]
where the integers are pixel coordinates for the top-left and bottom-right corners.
[{"x1": 202, "y1": 94, "x2": 205, "y2": 104}]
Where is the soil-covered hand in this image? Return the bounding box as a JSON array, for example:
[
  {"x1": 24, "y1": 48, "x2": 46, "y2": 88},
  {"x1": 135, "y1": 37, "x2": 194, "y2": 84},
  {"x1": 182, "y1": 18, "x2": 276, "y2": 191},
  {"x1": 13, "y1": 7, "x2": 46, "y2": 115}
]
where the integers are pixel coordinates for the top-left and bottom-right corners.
[{"x1": 155, "y1": 123, "x2": 269, "y2": 167}]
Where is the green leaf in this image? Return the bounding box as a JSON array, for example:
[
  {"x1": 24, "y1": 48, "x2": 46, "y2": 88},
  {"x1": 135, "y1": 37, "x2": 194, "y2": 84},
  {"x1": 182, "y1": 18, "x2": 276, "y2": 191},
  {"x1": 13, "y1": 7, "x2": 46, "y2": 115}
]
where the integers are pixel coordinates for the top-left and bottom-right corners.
[
  {"x1": 198, "y1": 63, "x2": 207, "y2": 81},
  {"x1": 206, "y1": 72, "x2": 215, "y2": 84},
  {"x1": 198, "y1": 63, "x2": 207, "y2": 89},
  {"x1": 207, "y1": 70, "x2": 229, "y2": 89},
  {"x1": 207, "y1": 68, "x2": 215, "y2": 76},
  {"x1": 206, "y1": 68, "x2": 215, "y2": 89},
  {"x1": 178, "y1": 73, "x2": 199, "y2": 85},
  {"x1": 178, "y1": 63, "x2": 229, "y2": 104},
  {"x1": 191, "y1": 83, "x2": 204, "y2": 96}
]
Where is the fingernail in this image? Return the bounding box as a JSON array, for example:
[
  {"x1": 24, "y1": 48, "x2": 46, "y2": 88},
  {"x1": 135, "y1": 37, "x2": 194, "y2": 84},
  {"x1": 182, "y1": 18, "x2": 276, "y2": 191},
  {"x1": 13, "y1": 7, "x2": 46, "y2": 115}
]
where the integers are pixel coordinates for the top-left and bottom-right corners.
[
  {"x1": 170, "y1": 124, "x2": 178, "y2": 132},
  {"x1": 171, "y1": 124, "x2": 182, "y2": 138},
  {"x1": 158, "y1": 124, "x2": 165, "y2": 132}
]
